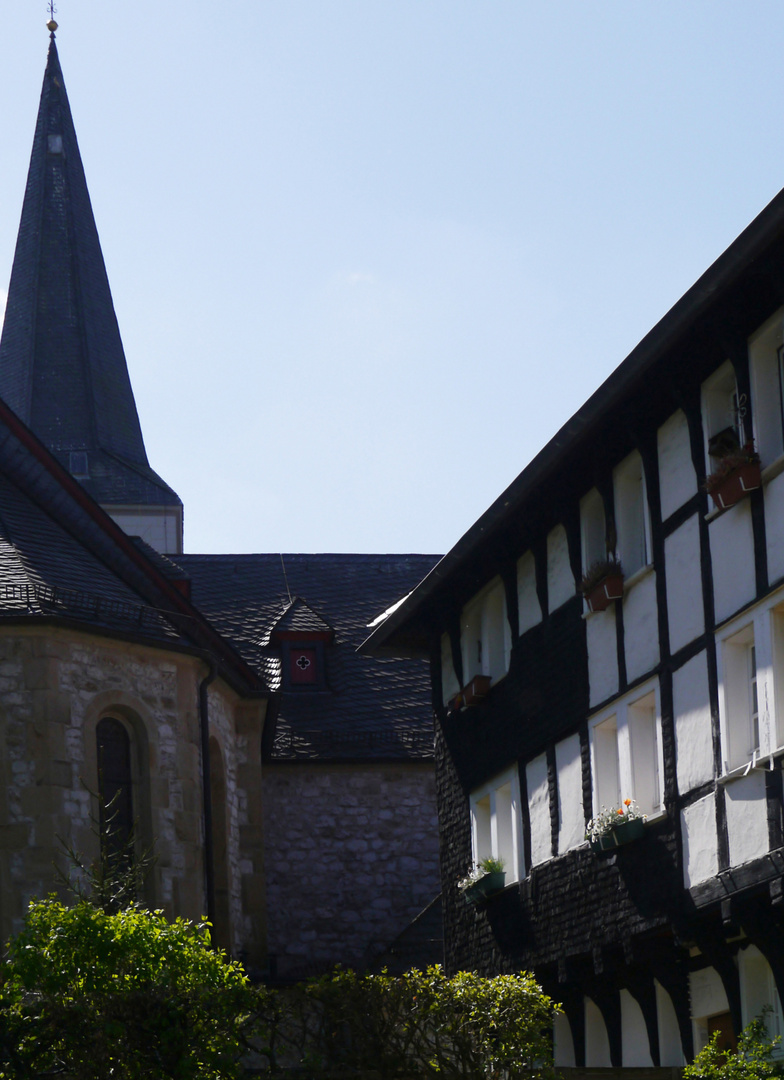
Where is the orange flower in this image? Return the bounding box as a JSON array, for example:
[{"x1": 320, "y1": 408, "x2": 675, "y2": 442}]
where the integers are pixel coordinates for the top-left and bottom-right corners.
[
  {"x1": 617, "y1": 808, "x2": 623, "y2": 814},
  {"x1": 624, "y1": 799, "x2": 631, "y2": 806}
]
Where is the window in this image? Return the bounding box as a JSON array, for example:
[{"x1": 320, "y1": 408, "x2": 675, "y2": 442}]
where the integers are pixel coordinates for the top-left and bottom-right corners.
[
  {"x1": 96, "y1": 716, "x2": 134, "y2": 867},
  {"x1": 703, "y1": 361, "x2": 746, "y2": 467},
  {"x1": 580, "y1": 488, "x2": 607, "y2": 572},
  {"x1": 749, "y1": 308, "x2": 784, "y2": 466},
  {"x1": 591, "y1": 714, "x2": 619, "y2": 812},
  {"x1": 470, "y1": 766, "x2": 523, "y2": 882},
  {"x1": 460, "y1": 578, "x2": 511, "y2": 685},
  {"x1": 281, "y1": 641, "x2": 327, "y2": 689},
  {"x1": 721, "y1": 624, "x2": 760, "y2": 771},
  {"x1": 613, "y1": 451, "x2": 651, "y2": 578},
  {"x1": 590, "y1": 682, "x2": 663, "y2": 817}
]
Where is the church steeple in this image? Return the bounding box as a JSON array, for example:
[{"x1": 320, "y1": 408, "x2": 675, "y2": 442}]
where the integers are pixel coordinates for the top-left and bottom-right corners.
[{"x1": 0, "y1": 33, "x2": 183, "y2": 554}]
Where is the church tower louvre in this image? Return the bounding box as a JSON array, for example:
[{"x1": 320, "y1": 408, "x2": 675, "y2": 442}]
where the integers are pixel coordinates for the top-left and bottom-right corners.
[{"x1": 0, "y1": 30, "x2": 183, "y2": 554}]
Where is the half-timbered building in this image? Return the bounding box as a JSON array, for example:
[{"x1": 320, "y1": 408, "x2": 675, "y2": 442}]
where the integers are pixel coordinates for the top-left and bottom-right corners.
[{"x1": 363, "y1": 182, "x2": 784, "y2": 1067}]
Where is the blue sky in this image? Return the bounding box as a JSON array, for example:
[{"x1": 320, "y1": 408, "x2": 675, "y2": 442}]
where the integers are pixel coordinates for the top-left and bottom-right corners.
[{"x1": 1, "y1": 2, "x2": 784, "y2": 555}]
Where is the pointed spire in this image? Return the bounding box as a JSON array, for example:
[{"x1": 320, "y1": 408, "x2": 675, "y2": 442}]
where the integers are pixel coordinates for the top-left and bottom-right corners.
[{"x1": 0, "y1": 38, "x2": 183, "y2": 548}]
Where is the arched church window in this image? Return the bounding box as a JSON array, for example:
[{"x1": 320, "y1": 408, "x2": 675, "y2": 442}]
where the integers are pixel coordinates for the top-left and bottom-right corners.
[{"x1": 96, "y1": 716, "x2": 134, "y2": 865}]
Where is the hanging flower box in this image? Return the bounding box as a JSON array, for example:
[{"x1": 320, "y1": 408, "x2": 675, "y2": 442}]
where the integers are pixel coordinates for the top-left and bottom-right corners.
[
  {"x1": 579, "y1": 558, "x2": 624, "y2": 613},
  {"x1": 586, "y1": 800, "x2": 646, "y2": 855},
  {"x1": 704, "y1": 444, "x2": 761, "y2": 510},
  {"x1": 462, "y1": 674, "x2": 492, "y2": 706},
  {"x1": 457, "y1": 858, "x2": 506, "y2": 903}
]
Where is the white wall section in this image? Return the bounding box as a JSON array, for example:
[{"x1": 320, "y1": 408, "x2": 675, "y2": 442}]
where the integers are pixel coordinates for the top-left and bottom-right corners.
[
  {"x1": 587, "y1": 606, "x2": 619, "y2": 707},
  {"x1": 674, "y1": 652, "x2": 715, "y2": 793},
  {"x1": 665, "y1": 515, "x2": 705, "y2": 654},
  {"x1": 526, "y1": 753, "x2": 551, "y2": 866},
  {"x1": 623, "y1": 570, "x2": 659, "y2": 682},
  {"x1": 681, "y1": 793, "x2": 718, "y2": 887},
  {"x1": 710, "y1": 502, "x2": 756, "y2": 625},
  {"x1": 725, "y1": 771, "x2": 769, "y2": 868},
  {"x1": 556, "y1": 733, "x2": 584, "y2": 853},
  {"x1": 658, "y1": 410, "x2": 698, "y2": 521}
]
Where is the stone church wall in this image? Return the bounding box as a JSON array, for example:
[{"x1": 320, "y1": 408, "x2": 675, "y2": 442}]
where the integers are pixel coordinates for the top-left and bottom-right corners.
[
  {"x1": 0, "y1": 626, "x2": 266, "y2": 964},
  {"x1": 262, "y1": 760, "x2": 440, "y2": 978}
]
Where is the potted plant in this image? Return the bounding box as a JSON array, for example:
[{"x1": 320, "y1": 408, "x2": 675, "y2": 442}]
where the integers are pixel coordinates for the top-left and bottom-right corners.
[
  {"x1": 704, "y1": 442, "x2": 761, "y2": 510},
  {"x1": 457, "y1": 856, "x2": 506, "y2": 903},
  {"x1": 586, "y1": 799, "x2": 646, "y2": 854},
  {"x1": 579, "y1": 557, "x2": 624, "y2": 613}
]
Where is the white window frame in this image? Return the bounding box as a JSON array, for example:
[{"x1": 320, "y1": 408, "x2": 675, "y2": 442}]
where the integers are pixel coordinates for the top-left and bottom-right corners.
[
  {"x1": 460, "y1": 577, "x2": 511, "y2": 686},
  {"x1": 589, "y1": 679, "x2": 664, "y2": 818},
  {"x1": 613, "y1": 451, "x2": 652, "y2": 579},
  {"x1": 749, "y1": 307, "x2": 784, "y2": 468},
  {"x1": 469, "y1": 765, "x2": 523, "y2": 883},
  {"x1": 717, "y1": 589, "x2": 784, "y2": 774}
]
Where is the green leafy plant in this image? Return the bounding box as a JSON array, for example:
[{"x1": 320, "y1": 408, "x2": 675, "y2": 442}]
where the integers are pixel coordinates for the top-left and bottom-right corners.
[
  {"x1": 478, "y1": 855, "x2": 505, "y2": 874},
  {"x1": 0, "y1": 898, "x2": 255, "y2": 1079},
  {"x1": 684, "y1": 1017, "x2": 783, "y2": 1080}
]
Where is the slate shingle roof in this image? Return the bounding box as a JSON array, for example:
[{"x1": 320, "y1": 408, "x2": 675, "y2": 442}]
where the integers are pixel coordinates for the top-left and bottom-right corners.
[
  {"x1": 0, "y1": 35, "x2": 180, "y2": 511},
  {"x1": 174, "y1": 554, "x2": 440, "y2": 762}
]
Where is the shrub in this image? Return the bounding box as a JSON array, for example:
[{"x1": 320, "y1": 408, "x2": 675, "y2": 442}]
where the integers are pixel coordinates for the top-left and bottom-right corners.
[
  {"x1": 684, "y1": 1018, "x2": 784, "y2": 1080},
  {"x1": 277, "y1": 965, "x2": 557, "y2": 1079},
  {"x1": 0, "y1": 898, "x2": 255, "y2": 1079}
]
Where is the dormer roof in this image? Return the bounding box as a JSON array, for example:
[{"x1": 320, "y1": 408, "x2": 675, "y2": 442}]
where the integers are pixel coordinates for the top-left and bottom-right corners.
[{"x1": 0, "y1": 35, "x2": 180, "y2": 510}]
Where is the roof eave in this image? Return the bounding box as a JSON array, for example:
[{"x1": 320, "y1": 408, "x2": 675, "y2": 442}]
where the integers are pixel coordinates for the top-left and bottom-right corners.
[{"x1": 361, "y1": 182, "x2": 784, "y2": 656}]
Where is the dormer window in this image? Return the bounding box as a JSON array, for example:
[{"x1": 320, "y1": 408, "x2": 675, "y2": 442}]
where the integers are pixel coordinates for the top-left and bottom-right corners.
[{"x1": 290, "y1": 646, "x2": 318, "y2": 686}]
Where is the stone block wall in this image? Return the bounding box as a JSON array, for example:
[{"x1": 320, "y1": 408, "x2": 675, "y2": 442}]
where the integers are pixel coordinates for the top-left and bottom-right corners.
[
  {"x1": 0, "y1": 626, "x2": 266, "y2": 964},
  {"x1": 262, "y1": 761, "x2": 440, "y2": 978}
]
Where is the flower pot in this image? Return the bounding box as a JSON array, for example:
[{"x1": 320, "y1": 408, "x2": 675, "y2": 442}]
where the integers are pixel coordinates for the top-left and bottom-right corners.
[
  {"x1": 463, "y1": 870, "x2": 506, "y2": 904},
  {"x1": 589, "y1": 833, "x2": 617, "y2": 854},
  {"x1": 462, "y1": 675, "x2": 492, "y2": 706},
  {"x1": 612, "y1": 817, "x2": 645, "y2": 846},
  {"x1": 709, "y1": 462, "x2": 761, "y2": 510},
  {"x1": 586, "y1": 573, "x2": 624, "y2": 613}
]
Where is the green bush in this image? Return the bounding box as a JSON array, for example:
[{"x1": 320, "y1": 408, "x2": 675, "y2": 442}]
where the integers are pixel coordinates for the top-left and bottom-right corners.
[
  {"x1": 274, "y1": 965, "x2": 557, "y2": 1079},
  {"x1": 684, "y1": 1018, "x2": 784, "y2": 1080},
  {"x1": 0, "y1": 898, "x2": 255, "y2": 1079}
]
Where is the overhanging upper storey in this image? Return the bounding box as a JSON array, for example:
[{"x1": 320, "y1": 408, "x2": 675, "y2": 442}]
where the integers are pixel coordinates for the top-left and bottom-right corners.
[{"x1": 0, "y1": 34, "x2": 182, "y2": 553}]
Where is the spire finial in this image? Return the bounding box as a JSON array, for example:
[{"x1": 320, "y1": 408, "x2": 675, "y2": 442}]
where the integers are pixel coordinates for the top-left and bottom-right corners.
[{"x1": 47, "y1": 0, "x2": 58, "y2": 34}]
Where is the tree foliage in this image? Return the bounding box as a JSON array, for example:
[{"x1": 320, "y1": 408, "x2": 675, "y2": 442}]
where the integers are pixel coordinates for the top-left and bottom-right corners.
[
  {"x1": 258, "y1": 965, "x2": 557, "y2": 1079},
  {"x1": 684, "y1": 1019, "x2": 784, "y2": 1080},
  {"x1": 0, "y1": 898, "x2": 254, "y2": 1079}
]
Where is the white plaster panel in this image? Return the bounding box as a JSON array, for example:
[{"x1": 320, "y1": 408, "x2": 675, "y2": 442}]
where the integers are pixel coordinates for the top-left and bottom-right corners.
[
  {"x1": 586, "y1": 607, "x2": 619, "y2": 707},
  {"x1": 658, "y1": 410, "x2": 697, "y2": 521},
  {"x1": 725, "y1": 771, "x2": 769, "y2": 868},
  {"x1": 526, "y1": 753, "x2": 551, "y2": 866},
  {"x1": 656, "y1": 981, "x2": 685, "y2": 1066},
  {"x1": 765, "y1": 471, "x2": 784, "y2": 586},
  {"x1": 709, "y1": 501, "x2": 756, "y2": 625},
  {"x1": 517, "y1": 551, "x2": 542, "y2": 635},
  {"x1": 623, "y1": 570, "x2": 659, "y2": 682},
  {"x1": 621, "y1": 989, "x2": 653, "y2": 1067},
  {"x1": 547, "y1": 525, "x2": 574, "y2": 613},
  {"x1": 665, "y1": 515, "x2": 704, "y2": 655},
  {"x1": 689, "y1": 967, "x2": 729, "y2": 1020},
  {"x1": 555, "y1": 734, "x2": 584, "y2": 854},
  {"x1": 554, "y1": 1013, "x2": 576, "y2": 1067},
  {"x1": 585, "y1": 997, "x2": 612, "y2": 1067},
  {"x1": 673, "y1": 651, "x2": 715, "y2": 794},
  {"x1": 681, "y1": 793, "x2": 718, "y2": 887}
]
